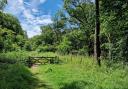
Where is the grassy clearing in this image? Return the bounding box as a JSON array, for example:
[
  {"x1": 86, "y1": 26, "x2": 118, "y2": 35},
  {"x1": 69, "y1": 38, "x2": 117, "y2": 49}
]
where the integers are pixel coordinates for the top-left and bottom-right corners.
[
  {"x1": 0, "y1": 51, "x2": 128, "y2": 89},
  {"x1": 30, "y1": 52, "x2": 128, "y2": 89}
]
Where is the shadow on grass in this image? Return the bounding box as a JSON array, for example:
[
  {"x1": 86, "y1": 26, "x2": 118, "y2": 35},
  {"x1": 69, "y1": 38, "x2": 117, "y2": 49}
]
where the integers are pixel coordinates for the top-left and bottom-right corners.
[
  {"x1": 60, "y1": 81, "x2": 94, "y2": 89},
  {"x1": 0, "y1": 63, "x2": 53, "y2": 89}
]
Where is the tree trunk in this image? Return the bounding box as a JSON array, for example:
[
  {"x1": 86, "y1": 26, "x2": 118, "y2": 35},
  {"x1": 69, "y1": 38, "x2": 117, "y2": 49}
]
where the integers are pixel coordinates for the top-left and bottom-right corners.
[{"x1": 94, "y1": 0, "x2": 101, "y2": 66}]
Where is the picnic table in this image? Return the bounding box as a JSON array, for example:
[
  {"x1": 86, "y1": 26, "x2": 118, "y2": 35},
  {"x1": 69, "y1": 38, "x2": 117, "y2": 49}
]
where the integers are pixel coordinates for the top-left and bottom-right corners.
[{"x1": 26, "y1": 56, "x2": 59, "y2": 67}]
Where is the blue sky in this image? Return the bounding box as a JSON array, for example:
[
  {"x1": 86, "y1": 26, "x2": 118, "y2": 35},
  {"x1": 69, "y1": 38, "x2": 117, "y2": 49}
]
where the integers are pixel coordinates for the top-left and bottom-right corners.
[{"x1": 4, "y1": 0, "x2": 63, "y2": 38}]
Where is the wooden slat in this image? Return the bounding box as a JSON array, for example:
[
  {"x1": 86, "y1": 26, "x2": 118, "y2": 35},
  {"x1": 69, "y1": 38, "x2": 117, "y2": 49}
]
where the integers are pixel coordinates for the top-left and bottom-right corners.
[
  {"x1": 30, "y1": 56, "x2": 54, "y2": 58},
  {"x1": 26, "y1": 56, "x2": 58, "y2": 67}
]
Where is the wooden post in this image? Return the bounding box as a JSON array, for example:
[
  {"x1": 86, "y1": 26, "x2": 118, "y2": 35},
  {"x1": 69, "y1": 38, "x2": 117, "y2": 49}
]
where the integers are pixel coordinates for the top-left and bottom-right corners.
[
  {"x1": 27, "y1": 56, "x2": 31, "y2": 68},
  {"x1": 95, "y1": 0, "x2": 101, "y2": 66}
]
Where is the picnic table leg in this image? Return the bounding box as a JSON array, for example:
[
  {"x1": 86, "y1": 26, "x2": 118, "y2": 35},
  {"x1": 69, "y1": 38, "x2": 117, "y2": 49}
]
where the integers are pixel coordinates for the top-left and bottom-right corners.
[{"x1": 27, "y1": 57, "x2": 33, "y2": 68}]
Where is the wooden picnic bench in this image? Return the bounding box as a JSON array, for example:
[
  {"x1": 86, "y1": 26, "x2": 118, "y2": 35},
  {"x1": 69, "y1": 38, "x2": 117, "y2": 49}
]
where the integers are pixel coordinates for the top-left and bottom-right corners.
[{"x1": 26, "y1": 56, "x2": 59, "y2": 67}]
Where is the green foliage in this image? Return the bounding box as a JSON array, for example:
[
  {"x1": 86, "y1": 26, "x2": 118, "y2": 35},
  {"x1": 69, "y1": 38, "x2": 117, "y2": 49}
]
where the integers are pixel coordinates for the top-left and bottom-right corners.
[
  {"x1": 24, "y1": 41, "x2": 32, "y2": 51},
  {"x1": 0, "y1": 28, "x2": 15, "y2": 52},
  {"x1": 78, "y1": 46, "x2": 89, "y2": 55},
  {"x1": 0, "y1": 12, "x2": 24, "y2": 35},
  {"x1": 57, "y1": 37, "x2": 72, "y2": 54},
  {"x1": 100, "y1": 0, "x2": 128, "y2": 61},
  {"x1": 30, "y1": 25, "x2": 58, "y2": 52},
  {"x1": 30, "y1": 0, "x2": 95, "y2": 56},
  {"x1": 16, "y1": 35, "x2": 26, "y2": 49},
  {"x1": 41, "y1": 25, "x2": 57, "y2": 45},
  {"x1": 0, "y1": 12, "x2": 26, "y2": 52},
  {"x1": 0, "y1": 27, "x2": 26, "y2": 52},
  {"x1": 37, "y1": 45, "x2": 57, "y2": 52},
  {"x1": 66, "y1": 30, "x2": 87, "y2": 50},
  {"x1": 0, "y1": 51, "x2": 29, "y2": 64},
  {"x1": 12, "y1": 44, "x2": 21, "y2": 51},
  {"x1": 62, "y1": 0, "x2": 95, "y2": 56},
  {"x1": 29, "y1": 35, "x2": 42, "y2": 50}
]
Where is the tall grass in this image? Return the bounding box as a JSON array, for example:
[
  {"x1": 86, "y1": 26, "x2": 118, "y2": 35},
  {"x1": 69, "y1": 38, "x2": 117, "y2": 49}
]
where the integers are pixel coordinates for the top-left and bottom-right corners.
[
  {"x1": 0, "y1": 51, "x2": 54, "y2": 89},
  {"x1": 31, "y1": 52, "x2": 128, "y2": 89},
  {"x1": 0, "y1": 51, "x2": 128, "y2": 89},
  {"x1": 0, "y1": 51, "x2": 29, "y2": 63},
  {"x1": 0, "y1": 63, "x2": 41, "y2": 89}
]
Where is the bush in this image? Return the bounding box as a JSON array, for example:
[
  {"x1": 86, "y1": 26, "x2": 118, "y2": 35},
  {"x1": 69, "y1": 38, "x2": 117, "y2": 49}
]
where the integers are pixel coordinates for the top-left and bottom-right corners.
[
  {"x1": 24, "y1": 41, "x2": 32, "y2": 51},
  {"x1": 37, "y1": 45, "x2": 57, "y2": 52},
  {"x1": 12, "y1": 44, "x2": 21, "y2": 51},
  {"x1": 0, "y1": 55, "x2": 17, "y2": 64},
  {"x1": 0, "y1": 51, "x2": 29, "y2": 64},
  {"x1": 78, "y1": 46, "x2": 89, "y2": 55},
  {"x1": 57, "y1": 37, "x2": 72, "y2": 54}
]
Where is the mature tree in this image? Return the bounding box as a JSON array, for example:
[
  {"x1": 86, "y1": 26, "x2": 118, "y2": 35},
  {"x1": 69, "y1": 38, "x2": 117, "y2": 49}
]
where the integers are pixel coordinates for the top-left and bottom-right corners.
[
  {"x1": 52, "y1": 10, "x2": 67, "y2": 43},
  {"x1": 64, "y1": 0, "x2": 95, "y2": 56},
  {"x1": 0, "y1": 12, "x2": 26, "y2": 52},
  {"x1": 0, "y1": 12, "x2": 24, "y2": 35},
  {"x1": 100, "y1": 0, "x2": 128, "y2": 62},
  {"x1": 40, "y1": 25, "x2": 57, "y2": 45}
]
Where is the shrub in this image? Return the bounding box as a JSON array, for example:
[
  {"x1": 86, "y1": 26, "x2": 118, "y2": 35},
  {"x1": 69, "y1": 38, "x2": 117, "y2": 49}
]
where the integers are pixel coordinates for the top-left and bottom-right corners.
[
  {"x1": 57, "y1": 37, "x2": 72, "y2": 54},
  {"x1": 78, "y1": 46, "x2": 89, "y2": 55},
  {"x1": 37, "y1": 45, "x2": 57, "y2": 52},
  {"x1": 0, "y1": 51, "x2": 29, "y2": 64},
  {"x1": 24, "y1": 41, "x2": 32, "y2": 51}
]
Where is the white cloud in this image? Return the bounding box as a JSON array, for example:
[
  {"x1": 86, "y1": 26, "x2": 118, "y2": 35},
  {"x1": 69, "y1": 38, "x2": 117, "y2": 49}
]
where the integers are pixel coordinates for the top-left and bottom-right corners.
[
  {"x1": 40, "y1": 0, "x2": 47, "y2": 3},
  {"x1": 35, "y1": 18, "x2": 53, "y2": 25},
  {"x1": 23, "y1": 9, "x2": 53, "y2": 25},
  {"x1": 32, "y1": 8, "x2": 39, "y2": 13},
  {"x1": 5, "y1": 0, "x2": 53, "y2": 37},
  {"x1": 21, "y1": 23, "x2": 41, "y2": 38},
  {"x1": 5, "y1": 0, "x2": 25, "y2": 15},
  {"x1": 23, "y1": 9, "x2": 34, "y2": 19},
  {"x1": 18, "y1": 0, "x2": 24, "y2": 4}
]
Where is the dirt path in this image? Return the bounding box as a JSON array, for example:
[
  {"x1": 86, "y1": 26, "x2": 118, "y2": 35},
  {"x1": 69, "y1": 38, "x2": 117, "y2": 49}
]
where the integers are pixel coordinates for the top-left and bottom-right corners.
[{"x1": 30, "y1": 65, "x2": 53, "y2": 89}]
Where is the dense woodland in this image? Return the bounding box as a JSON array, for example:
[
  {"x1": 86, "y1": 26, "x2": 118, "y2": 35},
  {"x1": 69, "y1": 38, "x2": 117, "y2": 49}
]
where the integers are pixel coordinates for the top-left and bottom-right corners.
[{"x1": 0, "y1": 0, "x2": 128, "y2": 89}]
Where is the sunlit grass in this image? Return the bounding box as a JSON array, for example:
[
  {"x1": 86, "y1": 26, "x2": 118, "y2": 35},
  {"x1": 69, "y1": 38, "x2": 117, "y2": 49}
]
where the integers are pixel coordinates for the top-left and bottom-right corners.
[
  {"x1": 0, "y1": 51, "x2": 128, "y2": 89},
  {"x1": 30, "y1": 52, "x2": 128, "y2": 89}
]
